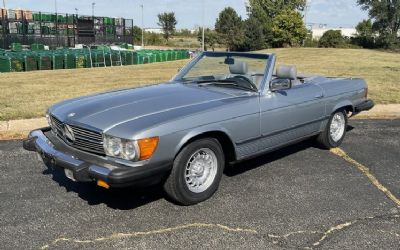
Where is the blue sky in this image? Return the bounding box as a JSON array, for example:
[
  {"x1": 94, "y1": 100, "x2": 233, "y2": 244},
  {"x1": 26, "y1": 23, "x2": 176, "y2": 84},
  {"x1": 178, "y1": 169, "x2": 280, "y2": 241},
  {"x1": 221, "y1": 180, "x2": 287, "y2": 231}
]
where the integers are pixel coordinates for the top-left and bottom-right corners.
[{"x1": 6, "y1": 0, "x2": 368, "y2": 28}]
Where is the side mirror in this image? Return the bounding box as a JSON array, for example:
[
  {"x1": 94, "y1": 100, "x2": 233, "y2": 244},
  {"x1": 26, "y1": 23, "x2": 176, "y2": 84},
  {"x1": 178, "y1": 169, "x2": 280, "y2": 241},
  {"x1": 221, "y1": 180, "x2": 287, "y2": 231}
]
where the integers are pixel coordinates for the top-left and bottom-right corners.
[{"x1": 270, "y1": 79, "x2": 291, "y2": 92}]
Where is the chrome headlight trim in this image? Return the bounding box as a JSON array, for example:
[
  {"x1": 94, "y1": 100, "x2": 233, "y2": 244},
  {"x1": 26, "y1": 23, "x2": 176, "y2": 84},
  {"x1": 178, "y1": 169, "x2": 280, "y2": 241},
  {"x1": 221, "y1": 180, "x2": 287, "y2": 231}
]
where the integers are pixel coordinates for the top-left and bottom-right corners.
[{"x1": 103, "y1": 134, "x2": 140, "y2": 161}]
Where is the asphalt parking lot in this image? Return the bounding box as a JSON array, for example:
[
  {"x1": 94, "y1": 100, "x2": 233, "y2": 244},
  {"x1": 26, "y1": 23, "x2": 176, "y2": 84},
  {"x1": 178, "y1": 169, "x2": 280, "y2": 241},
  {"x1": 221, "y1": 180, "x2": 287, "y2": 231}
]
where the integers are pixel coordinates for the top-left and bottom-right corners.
[{"x1": 0, "y1": 119, "x2": 399, "y2": 250}]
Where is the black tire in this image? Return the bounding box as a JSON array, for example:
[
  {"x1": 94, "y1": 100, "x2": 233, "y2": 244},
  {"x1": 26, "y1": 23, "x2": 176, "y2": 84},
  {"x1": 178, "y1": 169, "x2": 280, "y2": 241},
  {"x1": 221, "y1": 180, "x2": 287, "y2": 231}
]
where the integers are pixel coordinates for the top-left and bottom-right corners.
[
  {"x1": 163, "y1": 138, "x2": 225, "y2": 205},
  {"x1": 316, "y1": 110, "x2": 348, "y2": 149}
]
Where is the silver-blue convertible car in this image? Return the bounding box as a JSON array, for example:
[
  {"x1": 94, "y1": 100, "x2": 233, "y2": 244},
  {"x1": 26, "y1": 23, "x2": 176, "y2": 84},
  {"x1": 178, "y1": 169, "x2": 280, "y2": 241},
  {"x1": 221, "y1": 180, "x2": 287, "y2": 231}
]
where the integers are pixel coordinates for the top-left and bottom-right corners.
[{"x1": 24, "y1": 52, "x2": 374, "y2": 205}]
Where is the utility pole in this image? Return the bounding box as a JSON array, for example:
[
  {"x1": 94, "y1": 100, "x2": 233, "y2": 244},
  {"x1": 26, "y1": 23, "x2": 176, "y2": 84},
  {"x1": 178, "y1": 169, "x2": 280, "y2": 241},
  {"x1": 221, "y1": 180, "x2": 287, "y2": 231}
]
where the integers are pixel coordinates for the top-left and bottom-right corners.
[
  {"x1": 140, "y1": 4, "x2": 144, "y2": 47},
  {"x1": 92, "y1": 2, "x2": 96, "y2": 17},
  {"x1": 3, "y1": 0, "x2": 6, "y2": 9},
  {"x1": 201, "y1": 0, "x2": 205, "y2": 51},
  {"x1": 304, "y1": 0, "x2": 311, "y2": 28},
  {"x1": 75, "y1": 8, "x2": 78, "y2": 16},
  {"x1": 55, "y1": 0, "x2": 59, "y2": 47}
]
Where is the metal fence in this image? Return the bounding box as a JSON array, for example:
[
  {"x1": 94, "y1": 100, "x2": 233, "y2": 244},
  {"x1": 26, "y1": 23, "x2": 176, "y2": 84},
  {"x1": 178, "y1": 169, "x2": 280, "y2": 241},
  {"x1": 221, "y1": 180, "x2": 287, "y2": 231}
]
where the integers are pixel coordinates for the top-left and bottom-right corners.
[{"x1": 0, "y1": 9, "x2": 134, "y2": 49}]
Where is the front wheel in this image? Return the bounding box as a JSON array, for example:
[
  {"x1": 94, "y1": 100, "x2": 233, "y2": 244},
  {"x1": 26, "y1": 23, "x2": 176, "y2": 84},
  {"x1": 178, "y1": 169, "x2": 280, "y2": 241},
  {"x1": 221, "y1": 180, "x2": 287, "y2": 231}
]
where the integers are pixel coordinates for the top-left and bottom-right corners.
[
  {"x1": 163, "y1": 138, "x2": 225, "y2": 205},
  {"x1": 316, "y1": 110, "x2": 348, "y2": 149}
]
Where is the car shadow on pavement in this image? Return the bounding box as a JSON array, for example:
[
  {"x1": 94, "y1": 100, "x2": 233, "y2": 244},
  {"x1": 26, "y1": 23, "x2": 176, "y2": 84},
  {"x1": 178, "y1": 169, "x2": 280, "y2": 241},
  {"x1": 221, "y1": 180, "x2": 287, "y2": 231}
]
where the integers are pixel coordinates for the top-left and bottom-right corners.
[
  {"x1": 43, "y1": 168, "x2": 164, "y2": 210},
  {"x1": 224, "y1": 139, "x2": 316, "y2": 177},
  {"x1": 225, "y1": 125, "x2": 355, "y2": 177}
]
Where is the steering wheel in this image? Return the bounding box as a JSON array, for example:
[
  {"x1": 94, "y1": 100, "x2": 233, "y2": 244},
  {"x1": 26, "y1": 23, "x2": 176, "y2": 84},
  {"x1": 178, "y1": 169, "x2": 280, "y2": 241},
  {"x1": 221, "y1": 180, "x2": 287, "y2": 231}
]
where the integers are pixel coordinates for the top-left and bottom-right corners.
[{"x1": 233, "y1": 75, "x2": 258, "y2": 90}]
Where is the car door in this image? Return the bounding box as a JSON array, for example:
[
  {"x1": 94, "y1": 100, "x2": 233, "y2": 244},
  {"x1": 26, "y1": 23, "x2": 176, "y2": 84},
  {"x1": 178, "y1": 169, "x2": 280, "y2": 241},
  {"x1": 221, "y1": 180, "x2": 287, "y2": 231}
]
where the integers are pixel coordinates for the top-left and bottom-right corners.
[{"x1": 258, "y1": 83, "x2": 326, "y2": 151}]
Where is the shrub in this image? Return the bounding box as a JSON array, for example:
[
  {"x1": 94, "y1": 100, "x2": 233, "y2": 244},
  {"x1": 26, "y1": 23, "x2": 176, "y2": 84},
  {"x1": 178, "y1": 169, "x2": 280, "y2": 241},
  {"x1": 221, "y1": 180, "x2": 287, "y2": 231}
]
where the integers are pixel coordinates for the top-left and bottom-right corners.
[{"x1": 318, "y1": 30, "x2": 346, "y2": 48}]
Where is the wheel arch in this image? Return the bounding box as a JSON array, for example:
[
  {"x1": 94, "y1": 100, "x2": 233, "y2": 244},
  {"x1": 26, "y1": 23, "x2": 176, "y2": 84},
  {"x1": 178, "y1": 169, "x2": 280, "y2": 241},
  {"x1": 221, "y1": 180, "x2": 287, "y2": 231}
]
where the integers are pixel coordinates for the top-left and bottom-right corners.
[
  {"x1": 175, "y1": 129, "x2": 237, "y2": 164},
  {"x1": 331, "y1": 100, "x2": 354, "y2": 115}
]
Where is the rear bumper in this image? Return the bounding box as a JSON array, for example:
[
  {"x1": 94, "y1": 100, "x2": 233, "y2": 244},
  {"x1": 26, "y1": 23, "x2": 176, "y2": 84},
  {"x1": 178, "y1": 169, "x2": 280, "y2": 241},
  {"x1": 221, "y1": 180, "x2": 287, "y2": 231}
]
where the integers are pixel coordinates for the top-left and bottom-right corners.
[
  {"x1": 354, "y1": 99, "x2": 375, "y2": 113},
  {"x1": 23, "y1": 128, "x2": 171, "y2": 188}
]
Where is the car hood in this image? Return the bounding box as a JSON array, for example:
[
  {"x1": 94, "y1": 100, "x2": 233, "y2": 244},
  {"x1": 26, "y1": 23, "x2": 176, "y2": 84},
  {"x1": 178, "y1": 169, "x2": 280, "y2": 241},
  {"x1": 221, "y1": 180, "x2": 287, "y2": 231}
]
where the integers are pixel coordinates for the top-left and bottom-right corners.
[{"x1": 50, "y1": 82, "x2": 239, "y2": 131}]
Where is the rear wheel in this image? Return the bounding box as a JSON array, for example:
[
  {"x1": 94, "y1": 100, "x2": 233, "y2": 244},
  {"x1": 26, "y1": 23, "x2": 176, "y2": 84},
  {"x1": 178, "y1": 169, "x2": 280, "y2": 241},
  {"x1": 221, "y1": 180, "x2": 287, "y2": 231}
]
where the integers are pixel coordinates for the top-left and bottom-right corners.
[
  {"x1": 163, "y1": 138, "x2": 225, "y2": 205},
  {"x1": 316, "y1": 110, "x2": 348, "y2": 149}
]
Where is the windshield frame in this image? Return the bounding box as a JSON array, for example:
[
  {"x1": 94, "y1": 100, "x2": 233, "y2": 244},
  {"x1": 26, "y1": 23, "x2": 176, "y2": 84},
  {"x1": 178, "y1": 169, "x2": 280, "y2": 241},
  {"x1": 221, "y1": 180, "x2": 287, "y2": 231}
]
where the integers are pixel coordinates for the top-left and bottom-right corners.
[{"x1": 172, "y1": 51, "x2": 273, "y2": 93}]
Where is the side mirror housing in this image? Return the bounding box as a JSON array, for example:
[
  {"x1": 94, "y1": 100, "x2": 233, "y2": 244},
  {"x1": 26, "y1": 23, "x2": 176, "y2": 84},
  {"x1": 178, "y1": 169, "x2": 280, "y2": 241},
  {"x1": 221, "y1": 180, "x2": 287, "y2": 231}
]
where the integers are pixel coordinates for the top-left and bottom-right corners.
[{"x1": 270, "y1": 79, "x2": 291, "y2": 92}]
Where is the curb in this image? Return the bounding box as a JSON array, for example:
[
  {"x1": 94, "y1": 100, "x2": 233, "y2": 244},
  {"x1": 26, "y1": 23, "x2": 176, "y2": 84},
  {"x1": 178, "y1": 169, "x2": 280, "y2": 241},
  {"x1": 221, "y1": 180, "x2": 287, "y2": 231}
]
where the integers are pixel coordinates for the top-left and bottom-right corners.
[{"x1": 0, "y1": 105, "x2": 399, "y2": 140}]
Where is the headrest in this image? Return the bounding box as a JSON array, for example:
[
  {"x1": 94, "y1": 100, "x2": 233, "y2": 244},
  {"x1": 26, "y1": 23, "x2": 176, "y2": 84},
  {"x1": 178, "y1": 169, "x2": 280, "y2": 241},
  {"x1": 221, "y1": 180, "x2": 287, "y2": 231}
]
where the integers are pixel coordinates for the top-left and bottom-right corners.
[
  {"x1": 276, "y1": 65, "x2": 297, "y2": 80},
  {"x1": 229, "y1": 61, "x2": 248, "y2": 75}
]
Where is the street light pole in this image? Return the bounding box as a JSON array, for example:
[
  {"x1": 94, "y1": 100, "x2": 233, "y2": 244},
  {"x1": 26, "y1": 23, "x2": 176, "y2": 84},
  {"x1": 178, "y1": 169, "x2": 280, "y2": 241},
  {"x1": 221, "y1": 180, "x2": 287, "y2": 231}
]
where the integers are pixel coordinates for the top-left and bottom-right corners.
[
  {"x1": 3, "y1": 0, "x2": 6, "y2": 9},
  {"x1": 201, "y1": 0, "x2": 205, "y2": 51},
  {"x1": 140, "y1": 4, "x2": 144, "y2": 47},
  {"x1": 75, "y1": 8, "x2": 78, "y2": 16}
]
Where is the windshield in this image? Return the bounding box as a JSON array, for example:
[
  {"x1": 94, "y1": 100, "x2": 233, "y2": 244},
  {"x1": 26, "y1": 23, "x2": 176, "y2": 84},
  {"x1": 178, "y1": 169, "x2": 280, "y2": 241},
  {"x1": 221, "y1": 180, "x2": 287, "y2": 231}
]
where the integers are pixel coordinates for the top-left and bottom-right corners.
[{"x1": 175, "y1": 52, "x2": 269, "y2": 90}]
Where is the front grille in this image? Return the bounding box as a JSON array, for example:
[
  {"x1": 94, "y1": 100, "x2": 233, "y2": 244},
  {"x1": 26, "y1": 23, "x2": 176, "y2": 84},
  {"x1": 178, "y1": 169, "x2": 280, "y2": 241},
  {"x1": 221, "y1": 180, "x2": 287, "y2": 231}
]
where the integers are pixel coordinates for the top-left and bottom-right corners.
[{"x1": 50, "y1": 115, "x2": 105, "y2": 155}]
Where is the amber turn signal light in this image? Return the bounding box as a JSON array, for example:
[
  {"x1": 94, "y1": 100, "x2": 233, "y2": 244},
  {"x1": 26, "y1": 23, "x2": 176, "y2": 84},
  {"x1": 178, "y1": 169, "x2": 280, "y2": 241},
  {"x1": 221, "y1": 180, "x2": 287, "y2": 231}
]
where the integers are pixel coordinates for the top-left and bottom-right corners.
[
  {"x1": 138, "y1": 137, "x2": 159, "y2": 160},
  {"x1": 97, "y1": 180, "x2": 110, "y2": 189}
]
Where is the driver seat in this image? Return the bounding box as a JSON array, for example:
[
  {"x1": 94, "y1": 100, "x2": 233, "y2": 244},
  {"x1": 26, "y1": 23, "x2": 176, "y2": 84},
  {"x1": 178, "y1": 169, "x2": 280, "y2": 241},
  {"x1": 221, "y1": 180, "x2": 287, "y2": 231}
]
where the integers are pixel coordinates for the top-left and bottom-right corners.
[{"x1": 229, "y1": 61, "x2": 248, "y2": 75}]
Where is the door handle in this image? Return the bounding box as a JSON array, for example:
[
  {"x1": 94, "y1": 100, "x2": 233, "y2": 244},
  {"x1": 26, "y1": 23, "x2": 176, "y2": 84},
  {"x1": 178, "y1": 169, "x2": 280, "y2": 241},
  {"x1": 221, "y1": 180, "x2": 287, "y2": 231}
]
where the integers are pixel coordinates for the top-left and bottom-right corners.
[{"x1": 314, "y1": 93, "x2": 324, "y2": 99}]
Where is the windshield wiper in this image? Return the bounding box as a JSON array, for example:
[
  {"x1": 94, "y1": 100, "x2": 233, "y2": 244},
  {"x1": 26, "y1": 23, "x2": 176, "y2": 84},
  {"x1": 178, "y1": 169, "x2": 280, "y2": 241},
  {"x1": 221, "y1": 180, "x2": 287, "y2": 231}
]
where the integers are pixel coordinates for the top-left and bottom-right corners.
[{"x1": 197, "y1": 80, "x2": 256, "y2": 92}]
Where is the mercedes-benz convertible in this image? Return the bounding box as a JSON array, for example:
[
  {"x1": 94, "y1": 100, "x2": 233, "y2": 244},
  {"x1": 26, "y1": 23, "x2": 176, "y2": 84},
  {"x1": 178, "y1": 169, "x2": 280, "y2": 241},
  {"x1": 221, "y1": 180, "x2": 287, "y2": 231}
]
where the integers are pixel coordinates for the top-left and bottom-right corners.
[{"x1": 23, "y1": 51, "x2": 374, "y2": 205}]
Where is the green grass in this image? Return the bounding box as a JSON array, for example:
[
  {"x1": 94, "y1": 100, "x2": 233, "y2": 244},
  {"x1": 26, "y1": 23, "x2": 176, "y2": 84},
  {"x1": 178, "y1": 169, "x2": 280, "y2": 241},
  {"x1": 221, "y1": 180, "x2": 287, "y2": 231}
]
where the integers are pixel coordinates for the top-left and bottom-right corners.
[
  {"x1": 0, "y1": 48, "x2": 399, "y2": 121},
  {"x1": 268, "y1": 48, "x2": 400, "y2": 104}
]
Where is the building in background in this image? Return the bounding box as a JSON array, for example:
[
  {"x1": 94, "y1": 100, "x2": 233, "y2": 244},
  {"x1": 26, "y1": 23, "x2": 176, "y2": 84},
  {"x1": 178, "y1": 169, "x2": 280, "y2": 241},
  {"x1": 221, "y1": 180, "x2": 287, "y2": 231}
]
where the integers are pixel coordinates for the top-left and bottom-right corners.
[{"x1": 308, "y1": 24, "x2": 357, "y2": 39}]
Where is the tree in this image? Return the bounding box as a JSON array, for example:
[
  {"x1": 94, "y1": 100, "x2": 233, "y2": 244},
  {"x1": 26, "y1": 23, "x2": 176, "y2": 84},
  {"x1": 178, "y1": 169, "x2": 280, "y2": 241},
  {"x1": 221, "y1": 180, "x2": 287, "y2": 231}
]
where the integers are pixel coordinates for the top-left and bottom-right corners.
[
  {"x1": 246, "y1": 0, "x2": 307, "y2": 47},
  {"x1": 240, "y1": 16, "x2": 266, "y2": 51},
  {"x1": 247, "y1": 0, "x2": 306, "y2": 18},
  {"x1": 215, "y1": 7, "x2": 245, "y2": 51},
  {"x1": 271, "y1": 9, "x2": 307, "y2": 47},
  {"x1": 318, "y1": 30, "x2": 346, "y2": 48},
  {"x1": 354, "y1": 19, "x2": 376, "y2": 48},
  {"x1": 197, "y1": 28, "x2": 218, "y2": 51},
  {"x1": 357, "y1": 0, "x2": 400, "y2": 48},
  {"x1": 132, "y1": 25, "x2": 142, "y2": 45},
  {"x1": 157, "y1": 12, "x2": 177, "y2": 41}
]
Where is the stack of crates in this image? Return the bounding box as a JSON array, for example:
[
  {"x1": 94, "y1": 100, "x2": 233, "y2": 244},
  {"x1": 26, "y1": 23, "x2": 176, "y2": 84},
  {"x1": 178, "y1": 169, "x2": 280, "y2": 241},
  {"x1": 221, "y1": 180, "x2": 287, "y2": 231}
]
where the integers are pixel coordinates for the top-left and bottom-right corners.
[
  {"x1": 23, "y1": 53, "x2": 38, "y2": 71},
  {"x1": 10, "y1": 43, "x2": 22, "y2": 52},
  {"x1": 51, "y1": 53, "x2": 64, "y2": 69},
  {"x1": 0, "y1": 54, "x2": 24, "y2": 72},
  {"x1": 31, "y1": 43, "x2": 45, "y2": 51},
  {"x1": 38, "y1": 53, "x2": 52, "y2": 70}
]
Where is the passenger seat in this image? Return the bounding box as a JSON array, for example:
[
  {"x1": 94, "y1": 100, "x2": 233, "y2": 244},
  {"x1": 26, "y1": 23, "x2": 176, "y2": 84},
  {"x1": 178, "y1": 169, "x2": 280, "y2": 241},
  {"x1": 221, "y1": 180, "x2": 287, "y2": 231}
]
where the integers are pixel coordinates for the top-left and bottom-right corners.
[{"x1": 274, "y1": 65, "x2": 302, "y2": 87}]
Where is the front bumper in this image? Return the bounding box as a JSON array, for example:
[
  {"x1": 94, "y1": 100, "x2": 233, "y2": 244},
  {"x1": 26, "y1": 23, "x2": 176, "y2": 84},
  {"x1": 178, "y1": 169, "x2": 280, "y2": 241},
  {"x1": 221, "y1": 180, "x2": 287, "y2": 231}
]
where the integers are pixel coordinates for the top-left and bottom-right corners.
[
  {"x1": 23, "y1": 128, "x2": 171, "y2": 187},
  {"x1": 354, "y1": 99, "x2": 375, "y2": 113}
]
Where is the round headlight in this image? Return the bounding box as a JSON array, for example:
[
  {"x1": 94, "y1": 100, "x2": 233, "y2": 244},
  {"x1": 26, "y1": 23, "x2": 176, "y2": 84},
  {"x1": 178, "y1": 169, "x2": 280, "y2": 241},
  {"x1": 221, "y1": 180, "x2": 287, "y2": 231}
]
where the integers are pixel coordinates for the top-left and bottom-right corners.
[
  {"x1": 104, "y1": 136, "x2": 122, "y2": 156},
  {"x1": 123, "y1": 141, "x2": 138, "y2": 160}
]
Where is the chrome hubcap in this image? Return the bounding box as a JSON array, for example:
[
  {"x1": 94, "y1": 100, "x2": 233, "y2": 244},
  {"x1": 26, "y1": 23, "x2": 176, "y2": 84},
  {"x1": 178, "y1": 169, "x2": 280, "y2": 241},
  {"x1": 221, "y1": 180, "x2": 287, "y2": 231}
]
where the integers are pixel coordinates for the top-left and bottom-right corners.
[
  {"x1": 185, "y1": 148, "x2": 218, "y2": 193},
  {"x1": 330, "y1": 112, "x2": 346, "y2": 142}
]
